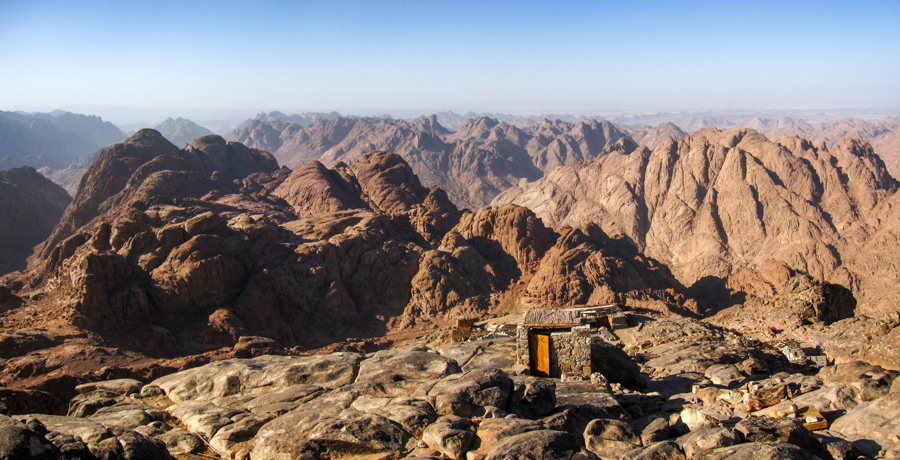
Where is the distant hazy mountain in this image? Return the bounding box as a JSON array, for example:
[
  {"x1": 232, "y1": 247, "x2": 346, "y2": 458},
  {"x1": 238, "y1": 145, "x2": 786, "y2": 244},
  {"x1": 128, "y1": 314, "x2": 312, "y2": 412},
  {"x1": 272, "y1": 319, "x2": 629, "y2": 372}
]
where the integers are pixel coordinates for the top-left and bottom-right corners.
[
  {"x1": 229, "y1": 114, "x2": 629, "y2": 208},
  {"x1": 743, "y1": 117, "x2": 900, "y2": 178},
  {"x1": 434, "y1": 111, "x2": 596, "y2": 131},
  {"x1": 230, "y1": 111, "x2": 344, "y2": 132},
  {"x1": 0, "y1": 110, "x2": 124, "y2": 170},
  {"x1": 154, "y1": 117, "x2": 214, "y2": 147},
  {"x1": 37, "y1": 152, "x2": 98, "y2": 196},
  {"x1": 619, "y1": 122, "x2": 687, "y2": 148}
]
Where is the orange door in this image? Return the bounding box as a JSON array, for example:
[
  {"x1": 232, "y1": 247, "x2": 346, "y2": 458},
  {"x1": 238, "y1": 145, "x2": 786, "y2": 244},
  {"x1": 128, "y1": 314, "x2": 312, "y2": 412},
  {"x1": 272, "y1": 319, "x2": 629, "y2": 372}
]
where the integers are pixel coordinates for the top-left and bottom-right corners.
[{"x1": 530, "y1": 333, "x2": 551, "y2": 377}]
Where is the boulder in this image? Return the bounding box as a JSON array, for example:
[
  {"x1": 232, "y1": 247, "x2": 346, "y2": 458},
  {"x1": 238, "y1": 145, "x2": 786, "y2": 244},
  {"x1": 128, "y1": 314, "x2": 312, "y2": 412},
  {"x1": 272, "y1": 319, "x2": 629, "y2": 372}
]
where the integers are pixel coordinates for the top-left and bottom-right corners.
[
  {"x1": 811, "y1": 430, "x2": 860, "y2": 460},
  {"x1": 208, "y1": 413, "x2": 272, "y2": 455},
  {"x1": 167, "y1": 401, "x2": 245, "y2": 440},
  {"x1": 24, "y1": 413, "x2": 173, "y2": 460},
  {"x1": 242, "y1": 384, "x2": 324, "y2": 416},
  {"x1": 88, "y1": 400, "x2": 166, "y2": 430},
  {"x1": 583, "y1": 418, "x2": 641, "y2": 459},
  {"x1": 358, "y1": 346, "x2": 461, "y2": 383},
  {"x1": 250, "y1": 386, "x2": 412, "y2": 459},
  {"x1": 678, "y1": 408, "x2": 722, "y2": 432},
  {"x1": 694, "y1": 442, "x2": 819, "y2": 459},
  {"x1": 151, "y1": 353, "x2": 362, "y2": 402},
  {"x1": 703, "y1": 365, "x2": 745, "y2": 388},
  {"x1": 484, "y1": 430, "x2": 597, "y2": 460},
  {"x1": 509, "y1": 378, "x2": 557, "y2": 419},
  {"x1": 26, "y1": 414, "x2": 118, "y2": 451},
  {"x1": 106, "y1": 426, "x2": 174, "y2": 460},
  {"x1": 677, "y1": 427, "x2": 740, "y2": 458},
  {"x1": 830, "y1": 391, "x2": 900, "y2": 458},
  {"x1": 623, "y1": 441, "x2": 685, "y2": 460},
  {"x1": 253, "y1": 411, "x2": 411, "y2": 459},
  {"x1": 554, "y1": 380, "x2": 629, "y2": 435},
  {"x1": 422, "y1": 415, "x2": 474, "y2": 460},
  {"x1": 370, "y1": 399, "x2": 438, "y2": 437},
  {"x1": 433, "y1": 392, "x2": 475, "y2": 418},
  {"x1": 0, "y1": 415, "x2": 59, "y2": 460},
  {"x1": 637, "y1": 417, "x2": 670, "y2": 445},
  {"x1": 75, "y1": 379, "x2": 144, "y2": 396},
  {"x1": 155, "y1": 428, "x2": 205, "y2": 455},
  {"x1": 469, "y1": 418, "x2": 545, "y2": 459},
  {"x1": 734, "y1": 416, "x2": 828, "y2": 459},
  {"x1": 429, "y1": 368, "x2": 514, "y2": 414},
  {"x1": 45, "y1": 431, "x2": 94, "y2": 459},
  {"x1": 68, "y1": 390, "x2": 121, "y2": 418},
  {"x1": 817, "y1": 361, "x2": 897, "y2": 404},
  {"x1": 437, "y1": 338, "x2": 517, "y2": 373}
]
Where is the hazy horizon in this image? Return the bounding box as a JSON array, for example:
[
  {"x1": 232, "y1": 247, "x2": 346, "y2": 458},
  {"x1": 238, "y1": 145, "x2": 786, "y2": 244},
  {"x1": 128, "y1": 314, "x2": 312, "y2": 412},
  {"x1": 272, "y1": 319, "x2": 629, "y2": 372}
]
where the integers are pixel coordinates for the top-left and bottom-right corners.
[{"x1": 2, "y1": 0, "x2": 899, "y2": 122}]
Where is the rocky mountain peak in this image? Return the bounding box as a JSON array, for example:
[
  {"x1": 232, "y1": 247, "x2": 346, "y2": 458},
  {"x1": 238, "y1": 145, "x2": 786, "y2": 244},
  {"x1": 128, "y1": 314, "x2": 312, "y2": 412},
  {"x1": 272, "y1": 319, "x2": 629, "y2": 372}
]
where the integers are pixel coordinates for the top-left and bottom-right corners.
[
  {"x1": 455, "y1": 116, "x2": 502, "y2": 138},
  {"x1": 273, "y1": 160, "x2": 368, "y2": 216},
  {"x1": 411, "y1": 114, "x2": 450, "y2": 135},
  {"x1": 35, "y1": 131, "x2": 278, "y2": 261},
  {"x1": 350, "y1": 150, "x2": 431, "y2": 214}
]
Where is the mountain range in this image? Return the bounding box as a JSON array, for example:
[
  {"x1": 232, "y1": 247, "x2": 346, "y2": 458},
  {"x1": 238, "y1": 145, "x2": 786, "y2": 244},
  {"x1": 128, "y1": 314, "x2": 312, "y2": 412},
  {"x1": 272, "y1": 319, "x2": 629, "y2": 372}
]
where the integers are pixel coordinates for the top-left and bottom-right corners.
[
  {"x1": 228, "y1": 115, "x2": 638, "y2": 209},
  {"x1": 0, "y1": 110, "x2": 124, "y2": 171},
  {"x1": 1, "y1": 124, "x2": 899, "y2": 459}
]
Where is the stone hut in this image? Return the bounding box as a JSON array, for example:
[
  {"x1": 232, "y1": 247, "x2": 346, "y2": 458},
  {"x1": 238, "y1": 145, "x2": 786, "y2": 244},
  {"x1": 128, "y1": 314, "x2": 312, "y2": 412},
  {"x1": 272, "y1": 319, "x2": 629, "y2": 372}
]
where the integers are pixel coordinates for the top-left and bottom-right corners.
[{"x1": 515, "y1": 304, "x2": 625, "y2": 379}]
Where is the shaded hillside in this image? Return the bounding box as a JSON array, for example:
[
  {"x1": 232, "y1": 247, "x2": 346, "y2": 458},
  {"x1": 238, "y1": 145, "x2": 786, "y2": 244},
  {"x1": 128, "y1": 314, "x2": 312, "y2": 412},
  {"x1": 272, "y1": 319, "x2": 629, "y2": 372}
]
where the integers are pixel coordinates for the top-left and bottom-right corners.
[
  {"x1": 495, "y1": 128, "x2": 900, "y2": 316},
  {"x1": 154, "y1": 117, "x2": 214, "y2": 147},
  {"x1": 0, "y1": 166, "x2": 71, "y2": 275},
  {"x1": 0, "y1": 110, "x2": 124, "y2": 170},
  {"x1": 229, "y1": 115, "x2": 630, "y2": 208}
]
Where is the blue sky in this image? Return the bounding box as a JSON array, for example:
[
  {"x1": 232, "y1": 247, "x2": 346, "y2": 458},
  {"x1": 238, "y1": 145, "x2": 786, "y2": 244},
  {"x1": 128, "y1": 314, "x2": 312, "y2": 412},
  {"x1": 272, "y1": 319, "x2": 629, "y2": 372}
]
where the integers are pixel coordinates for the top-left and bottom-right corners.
[{"x1": 0, "y1": 0, "x2": 898, "y2": 118}]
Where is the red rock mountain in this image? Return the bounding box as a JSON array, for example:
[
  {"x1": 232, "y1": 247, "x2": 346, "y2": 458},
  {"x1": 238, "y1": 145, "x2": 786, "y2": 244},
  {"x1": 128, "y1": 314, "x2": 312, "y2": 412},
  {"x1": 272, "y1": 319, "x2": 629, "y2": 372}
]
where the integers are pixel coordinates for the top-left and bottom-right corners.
[
  {"x1": 5, "y1": 131, "x2": 686, "y2": 364},
  {"x1": 0, "y1": 166, "x2": 72, "y2": 275},
  {"x1": 495, "y1": 128, "x2": 900, "y2": 316},
  {"x1": 228, "y1": 115, "x2": 630, "y2": 209}
]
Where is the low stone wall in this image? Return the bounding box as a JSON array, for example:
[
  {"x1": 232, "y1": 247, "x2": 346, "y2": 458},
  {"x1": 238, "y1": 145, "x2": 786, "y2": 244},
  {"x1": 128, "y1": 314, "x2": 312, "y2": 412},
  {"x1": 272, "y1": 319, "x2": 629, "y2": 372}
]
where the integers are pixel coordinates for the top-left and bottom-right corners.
[
  {"x1": 515, "y1": 325, "x2": 530, "y2": 369},
  {"x1": 550, "y1": 329, "x2": 592, "y2": 379},
  {"x1": 515, "y1": 324, "x2": 592, "y2": 379},
  {"x1": 523, "y1": 309, "x2": 581, "y2": 325}
]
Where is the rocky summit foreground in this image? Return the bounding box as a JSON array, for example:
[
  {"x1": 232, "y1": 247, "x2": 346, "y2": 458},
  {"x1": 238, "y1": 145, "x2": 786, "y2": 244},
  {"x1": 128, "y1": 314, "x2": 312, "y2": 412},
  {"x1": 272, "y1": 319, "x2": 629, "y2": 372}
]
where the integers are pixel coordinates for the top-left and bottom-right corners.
[{"x1": 1, "y1": 316, "x2": 898, "y2": 459}]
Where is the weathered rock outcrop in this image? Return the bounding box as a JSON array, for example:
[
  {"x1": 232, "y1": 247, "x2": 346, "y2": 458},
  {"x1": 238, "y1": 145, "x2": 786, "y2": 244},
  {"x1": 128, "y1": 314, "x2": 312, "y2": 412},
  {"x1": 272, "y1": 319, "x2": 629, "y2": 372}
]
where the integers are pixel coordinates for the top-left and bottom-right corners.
[{"x1": 1, "y1": 317, "x2": 897, "y2": 458}]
